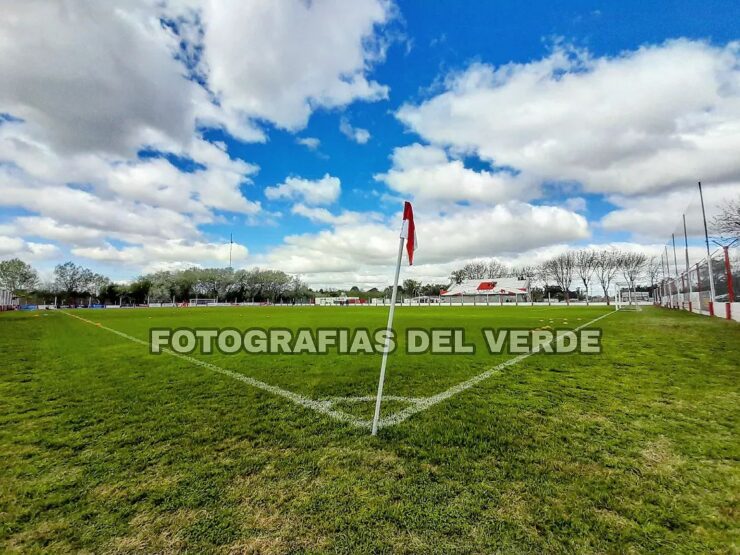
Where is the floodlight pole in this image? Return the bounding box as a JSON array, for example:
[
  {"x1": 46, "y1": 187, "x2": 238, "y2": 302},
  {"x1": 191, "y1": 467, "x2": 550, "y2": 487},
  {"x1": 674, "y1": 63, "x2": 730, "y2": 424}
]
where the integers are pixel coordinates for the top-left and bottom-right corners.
[
  {"x1": 682, "y1": 214, "x2": 693, "y2": 311},
  {"x1": 698, "y1": 182, "x2": 716, "y2": 314},
  {"x1": 672, "y1": 233, "x2": 680, "y2": 307},
  {"x1": 371, "y1": 235, "x2": 405, "y2": 436}
]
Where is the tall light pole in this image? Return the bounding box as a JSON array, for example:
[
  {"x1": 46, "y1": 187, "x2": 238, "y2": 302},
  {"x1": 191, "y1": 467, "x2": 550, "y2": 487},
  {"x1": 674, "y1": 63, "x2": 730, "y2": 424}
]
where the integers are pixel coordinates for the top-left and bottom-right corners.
[{"x1": 698, "y1": 182, "x2": 716, "y2": 314}]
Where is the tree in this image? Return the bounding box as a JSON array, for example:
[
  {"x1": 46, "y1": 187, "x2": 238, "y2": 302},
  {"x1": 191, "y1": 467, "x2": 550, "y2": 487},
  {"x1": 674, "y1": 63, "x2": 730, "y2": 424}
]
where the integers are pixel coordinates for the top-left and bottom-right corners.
[
  {"x1": 450, "y1": 269, "x2": 465, "y2": 285},
  {"x1": 645, "y1": 255, "x2": 662, "y2": 298},
  {"x1": 544, "y1": 252, "x2": 576, "y2": 305},
  {"x1": 574, "y1": 250, "x2": 597, "y2": 305},
  {"x1": 54, "y1": 261, "x2": 85, "y2": 296},
  {"x1": 536, "y1": 263, "x2": 552, "y2": 303},
  {"x1": 0, "y1": 258, "x2": 38, "y2": 294},
  {"x1": 420, "y1": 283, "x2": 446, "y2": 296},
  {"x1": 259, "y1": 270, "x2": 293, "y2": 302},
  {"x1": 486, "y1": 259, "x2": 509, "y2": 278},
  {"x1": 460, "y1": 261, "x2": 487, "y2": 279},
  {"x1": 233, "y1": 268, "x2": 262, "y2": 301},
  {"x1": 402, "y1": 279, "x2": 421, "y2": 297},
  {"x1": 594, "y1": 250, "x2": 620, "y2": 305},
  {"x1": 712, "y1": 198, "x2": 740, "y2": 239},
  {"x1": 617, "y1": 252, "x2": 647, "y2": 300}
]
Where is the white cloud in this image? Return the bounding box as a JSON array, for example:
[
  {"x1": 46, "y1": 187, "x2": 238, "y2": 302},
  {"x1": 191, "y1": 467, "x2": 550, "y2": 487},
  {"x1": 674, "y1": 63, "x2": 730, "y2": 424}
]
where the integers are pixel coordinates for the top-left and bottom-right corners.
[
  {"x1": 0, "y1": 235, "x2": 59, "y2": 261},
  {"x1": 265, "y1": 174, "x2": 341, "y2": 206},
  {"x1": 339, "y1": 117, "x2": 371, "y2": 144},
  {"x1": 11, "y1": 217, "x2": 105, "y2": 246},
  {"x1": 600, "y1": 182, "x2": 740, "y2": 240},
  {"x1": 201, "y1": 0, "x2": 391, "y2": 131},
  {"x1": 376, "y1": 143, "x2": 537, "y2": 205},
  {"x1": 296, "y1": 137, "x2": 321, "y2": 150},
  {"x1": 0, "y1": 1, "x2": 201, "y2": 157},
  {"x1": 0, "y1": 1, "x2": 396, "y2": 275},
  {"x1": 397, "y1": 40, "x2": 740, "y2": 196},
  {"x1": 290, "y1": 204, "x2": 384, "y2": 226},
  {"x1": 71, "y1": 239, "x2": 248, "y2": 273},
  {"x1": 259, "y1": 202, "x2": 589, "y2": 284}
]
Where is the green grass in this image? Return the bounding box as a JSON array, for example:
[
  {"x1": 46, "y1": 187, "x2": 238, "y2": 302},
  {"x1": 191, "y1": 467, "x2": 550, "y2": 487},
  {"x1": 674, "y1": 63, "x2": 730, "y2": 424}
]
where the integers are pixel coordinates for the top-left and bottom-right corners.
[{"x1": 0, "y1": 306, "x2": 738, "y2": 553}]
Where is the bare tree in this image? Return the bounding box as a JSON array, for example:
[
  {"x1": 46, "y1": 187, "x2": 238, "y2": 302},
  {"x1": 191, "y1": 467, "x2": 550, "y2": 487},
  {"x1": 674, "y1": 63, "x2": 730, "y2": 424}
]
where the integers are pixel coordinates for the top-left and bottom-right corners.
[
  {"x1": 544, "y1": 252, "x2": 576, "y2": 305},
  {"x1": 574, "y1": 249, "x2": 597, "y2": 305},
  {"x1": 645, "y1": 255, "x2": 662, "y2": 300},
  {"x1": 594, "y1": 249, "x2": 620, "y2": 305},
  {"x1": 485, "y1": 259, "x2": 509, "y2": 278},
  {"x1": 461, "y1": 261, "x2": 487, "y2": 279},
  {"x1": 712, "y1": 198, "x2": 740, "y2": 239},
  {"x1": 617, "y1": 252, "x2": 648, "y2": 302},
  {"x1": 536, "y1": 262, "x2": 552, "y2": 304}
]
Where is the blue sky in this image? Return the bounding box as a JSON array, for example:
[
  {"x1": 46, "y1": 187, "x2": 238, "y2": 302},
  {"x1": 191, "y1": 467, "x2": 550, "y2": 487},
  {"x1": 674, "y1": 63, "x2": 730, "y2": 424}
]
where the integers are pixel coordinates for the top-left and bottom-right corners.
[{"x1": 1, "y1": 0, "x2": 739, "y2": 287}]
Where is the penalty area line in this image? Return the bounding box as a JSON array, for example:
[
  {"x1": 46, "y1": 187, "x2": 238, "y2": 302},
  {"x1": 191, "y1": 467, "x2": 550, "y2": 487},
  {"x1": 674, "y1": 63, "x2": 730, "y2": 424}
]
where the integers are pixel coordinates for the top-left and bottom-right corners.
[
  {"x1": 60, "y1": 311, "x2": 371, "y2": 430},
  {"x1": 377, "y1": 309, "x2": 618, "y2": 430}
]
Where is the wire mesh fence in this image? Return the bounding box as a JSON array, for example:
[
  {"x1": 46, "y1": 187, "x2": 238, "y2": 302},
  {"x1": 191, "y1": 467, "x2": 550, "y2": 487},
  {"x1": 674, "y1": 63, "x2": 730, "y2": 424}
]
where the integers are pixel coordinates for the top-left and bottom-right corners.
[{"x1": 656, "y1": 183, "x2": 739, "y2": 320}]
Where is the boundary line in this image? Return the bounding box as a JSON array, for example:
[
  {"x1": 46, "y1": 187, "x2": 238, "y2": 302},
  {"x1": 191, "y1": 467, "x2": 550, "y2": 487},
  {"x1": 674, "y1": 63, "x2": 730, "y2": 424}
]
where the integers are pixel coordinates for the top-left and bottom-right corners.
[
  {"x1": 61, "y1": 308, "x2": 617, "y2": 432},
  {"x1": 377, "y1": 309, "x2": 618, "y2": 428},
  {"x1": 61, "y1": 311, "x2": 371, "y2": 429}
]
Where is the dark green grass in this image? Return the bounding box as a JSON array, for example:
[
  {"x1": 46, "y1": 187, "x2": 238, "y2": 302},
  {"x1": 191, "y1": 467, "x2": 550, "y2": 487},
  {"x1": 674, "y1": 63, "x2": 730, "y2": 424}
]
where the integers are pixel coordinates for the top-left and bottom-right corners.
[{"x1": 0, "y1": 306, "x2": 738, "y2": 553}]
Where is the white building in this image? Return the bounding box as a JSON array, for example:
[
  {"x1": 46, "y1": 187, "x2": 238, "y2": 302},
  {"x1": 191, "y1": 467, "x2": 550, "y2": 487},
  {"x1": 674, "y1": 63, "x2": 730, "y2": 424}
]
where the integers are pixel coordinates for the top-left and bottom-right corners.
[
  {"x1": 314, "y1": 296, "x2": 363, "y2": 306},
  {"x1": 0, "y1": 289, "x2": 16, "y2": 310},
  {"x1": 441, "y1": 278, "x2": 530, "y2": 303}
]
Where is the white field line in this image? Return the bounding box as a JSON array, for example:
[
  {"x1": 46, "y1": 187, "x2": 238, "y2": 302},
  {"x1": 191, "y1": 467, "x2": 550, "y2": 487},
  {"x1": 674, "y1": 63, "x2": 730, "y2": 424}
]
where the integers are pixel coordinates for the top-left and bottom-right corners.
[
  {"x1": 326, "y1": 395, "x2": 426, "y2": 403},
  {"x1": 60, "y1": 311, "x2": 371, "y2": 429},
  {"x1": 62, "y1": 308, "x2": 617, "y2": 433},
  {"x1": 377, "y1": 309, "x2": 618, "y2": 429}
]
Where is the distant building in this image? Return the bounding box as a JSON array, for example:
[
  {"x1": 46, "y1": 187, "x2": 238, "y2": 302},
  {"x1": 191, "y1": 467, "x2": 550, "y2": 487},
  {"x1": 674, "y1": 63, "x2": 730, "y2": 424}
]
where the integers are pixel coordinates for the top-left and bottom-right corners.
[
  {"x1": 313, "y1": 296, "x2": 364, "y2": 306},
  {"x1": 441, "y1": 278, "x2": 530, "y2": 303},
  {"x1": 0, "y1": 290, "x2": 17, "y2": 310}
]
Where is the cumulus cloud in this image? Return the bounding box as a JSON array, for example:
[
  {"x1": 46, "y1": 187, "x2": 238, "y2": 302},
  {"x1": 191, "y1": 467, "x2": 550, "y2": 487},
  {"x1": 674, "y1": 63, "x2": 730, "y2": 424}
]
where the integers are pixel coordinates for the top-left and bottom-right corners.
[
  {"x1": 0, "y1": 1, "x2": 394, "y2": 274},
  {"x1": 397, "y1": 40, "x2": 740, "y2": 196},
  {"x1": 339, "y1": 117, "x2": 372, "y2": 144},
  {"x1": 201, "y1": 0, "x2": 391, "y2": 131},
  {"x1": 376, "y1": 143, "x2": 537, "y2": 205},
  {"x1": 71, "y1": 239, "x2": 248, "y2": 273},
  {"x1": 260, "y1": 202, "x2": 588, "y2": 281},
  {"x1": 265, "y1": 174, "x2": 341, "y2": 206},
  {"x1": 0, "y1": 235, "x2": 59, "y2": 261},
  {"x1": 0, "y1": 1, "x2": 207, "y2": 157}
]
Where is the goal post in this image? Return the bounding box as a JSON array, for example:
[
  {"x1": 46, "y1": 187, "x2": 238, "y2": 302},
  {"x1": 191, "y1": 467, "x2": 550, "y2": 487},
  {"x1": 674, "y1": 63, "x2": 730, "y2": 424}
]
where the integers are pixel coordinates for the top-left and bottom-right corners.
[
  {"x1": 614, "y1": 282, "x2": 641, "y2": 311},
  {"x1": 189, "y1": 298, "x2": 218, "y2": 307}
]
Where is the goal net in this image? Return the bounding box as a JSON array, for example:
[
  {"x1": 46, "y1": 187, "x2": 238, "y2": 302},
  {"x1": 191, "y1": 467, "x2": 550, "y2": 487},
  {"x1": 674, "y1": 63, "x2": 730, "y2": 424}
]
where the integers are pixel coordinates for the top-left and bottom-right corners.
[
  {"x1": 614, "y1": 283, "x2": 642, "y2": 311},
  {"x1": 189, "y1": 298, "x2": 218, "y2": 307}
]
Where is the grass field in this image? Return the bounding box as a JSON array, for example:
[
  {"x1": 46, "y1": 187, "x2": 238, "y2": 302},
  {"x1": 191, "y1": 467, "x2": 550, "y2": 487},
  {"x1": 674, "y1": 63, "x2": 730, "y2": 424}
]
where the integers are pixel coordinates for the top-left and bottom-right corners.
[{"x1": 1, "y1": 305, "x2": 738, "y2": 553}]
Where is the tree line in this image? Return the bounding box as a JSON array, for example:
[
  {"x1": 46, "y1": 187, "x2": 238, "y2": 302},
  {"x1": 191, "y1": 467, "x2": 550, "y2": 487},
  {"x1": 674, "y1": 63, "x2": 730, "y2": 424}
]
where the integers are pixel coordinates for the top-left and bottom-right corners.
[
  {"x1": 449, "y1": 249, "x2": 659, "y2": 305},
  {"x1": 0, "y1": 261, "x2": 311, "y2": 305}
]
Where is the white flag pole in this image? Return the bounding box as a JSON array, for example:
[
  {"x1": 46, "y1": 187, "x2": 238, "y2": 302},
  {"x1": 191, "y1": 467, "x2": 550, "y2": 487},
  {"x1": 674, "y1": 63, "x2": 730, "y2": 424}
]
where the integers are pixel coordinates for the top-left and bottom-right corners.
[{"x1": 371, "y1": 233, "x2": 405, "y2": 436}]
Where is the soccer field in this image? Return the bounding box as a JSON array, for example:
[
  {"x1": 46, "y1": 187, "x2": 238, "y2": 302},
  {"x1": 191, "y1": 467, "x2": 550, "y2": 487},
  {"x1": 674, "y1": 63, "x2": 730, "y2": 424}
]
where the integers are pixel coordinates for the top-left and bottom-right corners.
[{"x1": 1, "y1": 306, "x2": 738, "y2": 552}]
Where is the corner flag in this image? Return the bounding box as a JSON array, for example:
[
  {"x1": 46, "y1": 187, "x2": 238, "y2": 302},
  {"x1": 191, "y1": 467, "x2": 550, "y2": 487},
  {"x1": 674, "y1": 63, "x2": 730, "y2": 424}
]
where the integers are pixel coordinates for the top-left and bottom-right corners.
[
  {"x1": 371, "y1": 201, "x2": 417, "y2": 436},
  {"x1": 400, "y1": 201, "x2": 417, "y2": 265}
]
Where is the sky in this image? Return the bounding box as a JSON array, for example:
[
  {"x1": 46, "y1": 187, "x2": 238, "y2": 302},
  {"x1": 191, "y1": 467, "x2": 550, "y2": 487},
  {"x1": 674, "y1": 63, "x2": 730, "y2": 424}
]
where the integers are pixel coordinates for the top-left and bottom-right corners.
[{"x1": 1, "y1": 0, "x2": 739, "y2": 288}]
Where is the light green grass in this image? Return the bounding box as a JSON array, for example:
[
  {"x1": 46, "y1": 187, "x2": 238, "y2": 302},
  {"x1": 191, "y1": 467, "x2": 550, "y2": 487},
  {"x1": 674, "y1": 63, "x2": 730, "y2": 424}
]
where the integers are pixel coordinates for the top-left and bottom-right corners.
[{"x1": 0, "y1": 306, "x2": 738, "y2": 553}]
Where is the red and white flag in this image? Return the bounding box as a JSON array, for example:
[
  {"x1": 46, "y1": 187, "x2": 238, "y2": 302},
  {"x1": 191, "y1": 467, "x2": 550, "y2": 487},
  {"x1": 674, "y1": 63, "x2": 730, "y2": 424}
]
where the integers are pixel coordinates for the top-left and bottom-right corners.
[{"x1": 400, "y1": 201, "x2": 417, "y2": 265}]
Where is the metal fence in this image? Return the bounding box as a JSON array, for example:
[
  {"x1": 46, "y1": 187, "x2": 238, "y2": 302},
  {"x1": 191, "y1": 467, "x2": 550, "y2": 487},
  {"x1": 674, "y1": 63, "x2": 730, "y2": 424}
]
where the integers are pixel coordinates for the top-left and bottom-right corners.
[{"x1": 656, "y1": 183, "x2": 739, "y2": 321}]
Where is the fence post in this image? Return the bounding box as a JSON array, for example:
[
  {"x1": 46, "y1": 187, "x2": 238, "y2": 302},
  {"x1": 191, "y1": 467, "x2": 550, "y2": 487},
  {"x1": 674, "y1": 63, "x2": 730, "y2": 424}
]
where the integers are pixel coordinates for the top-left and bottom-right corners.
[
  {"x1": 724, "y1": 246, "x2": 734, "y2": 320},
  {"x1": 695, "y1": 263, "x2": 702, "y2": 313}
]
